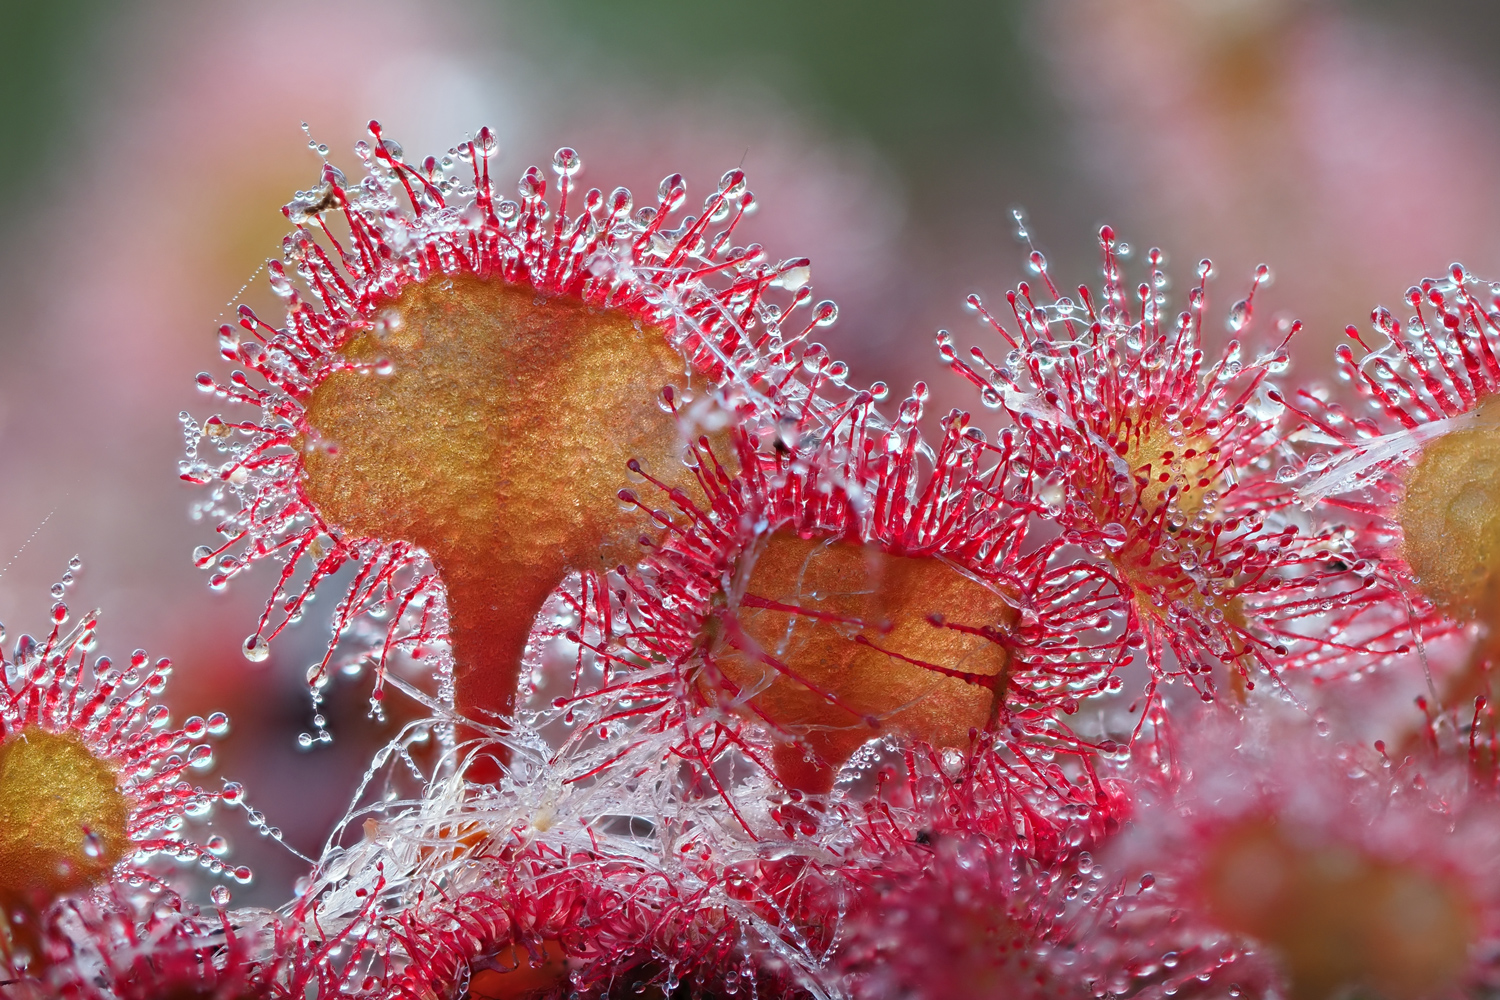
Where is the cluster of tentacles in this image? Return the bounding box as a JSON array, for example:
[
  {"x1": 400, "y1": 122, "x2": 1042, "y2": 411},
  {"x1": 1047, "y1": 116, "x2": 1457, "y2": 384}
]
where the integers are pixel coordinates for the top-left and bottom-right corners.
[{"x1": 19, "y1": 124, "x2": 1498, "y2": 999}]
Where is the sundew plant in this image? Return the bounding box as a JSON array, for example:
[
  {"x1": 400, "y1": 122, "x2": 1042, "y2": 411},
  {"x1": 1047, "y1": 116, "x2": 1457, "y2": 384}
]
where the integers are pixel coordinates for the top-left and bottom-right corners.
[{"x1": 7, "y1": 121, "x2": 1500, "y2": 1000}]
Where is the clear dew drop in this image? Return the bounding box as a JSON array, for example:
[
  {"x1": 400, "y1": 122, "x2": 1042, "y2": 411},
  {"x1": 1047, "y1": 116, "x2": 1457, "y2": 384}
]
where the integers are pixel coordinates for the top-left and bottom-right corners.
[
  {"x1": 241, "y1": 635, "x2": 270, "y2": 663},
  {"x1": 82, "y1": 831, "x2": 104, "y2": 858},
  {"x1": 551, "y1": 147, "x2": 581, "y2": 176},
  {"x1": 210, "y1": 885, "x2": 231, "y2": 906},
  {"x1": 1226, "y1": 299, "x2": 1251, "y2": 333}
]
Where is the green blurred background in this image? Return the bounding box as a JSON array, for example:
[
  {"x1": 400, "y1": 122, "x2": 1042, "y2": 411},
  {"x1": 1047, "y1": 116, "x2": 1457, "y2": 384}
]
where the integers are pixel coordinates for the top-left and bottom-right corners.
[{"x1": 5, "y1": 0, "x2": 1494, "y2": 265}]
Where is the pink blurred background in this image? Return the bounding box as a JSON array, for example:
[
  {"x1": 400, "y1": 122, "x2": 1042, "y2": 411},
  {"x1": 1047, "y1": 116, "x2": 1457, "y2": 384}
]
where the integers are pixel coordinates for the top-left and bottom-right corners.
[{"x1": 0, "y1": 0, "x2": 1497, "y2": 904}]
